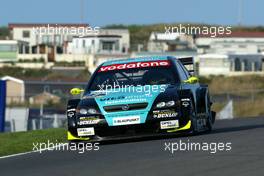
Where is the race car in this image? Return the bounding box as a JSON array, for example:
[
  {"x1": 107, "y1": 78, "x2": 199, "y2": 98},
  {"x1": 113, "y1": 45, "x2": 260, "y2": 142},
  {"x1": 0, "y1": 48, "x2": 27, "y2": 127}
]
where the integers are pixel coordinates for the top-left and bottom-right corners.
[{"x1": 67, "y1": 56, "x2": 215, "y2": 141}]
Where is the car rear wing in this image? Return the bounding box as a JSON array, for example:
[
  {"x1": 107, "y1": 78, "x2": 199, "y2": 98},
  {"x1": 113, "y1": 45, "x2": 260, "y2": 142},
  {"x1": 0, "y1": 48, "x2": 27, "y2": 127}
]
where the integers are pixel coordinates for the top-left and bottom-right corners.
[{"x1": 178, "y1": 57, "x2": 195, "y2": 75}]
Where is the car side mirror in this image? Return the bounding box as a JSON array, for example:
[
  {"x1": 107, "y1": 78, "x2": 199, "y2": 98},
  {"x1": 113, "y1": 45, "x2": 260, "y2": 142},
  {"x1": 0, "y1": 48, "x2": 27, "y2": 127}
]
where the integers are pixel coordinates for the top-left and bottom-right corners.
[
  {"x1": 184, "y1": 76, "x2": 199, "y2": 84},
  {"x1": 70, "y1": 88, "x2": 84, "y2": 95}
]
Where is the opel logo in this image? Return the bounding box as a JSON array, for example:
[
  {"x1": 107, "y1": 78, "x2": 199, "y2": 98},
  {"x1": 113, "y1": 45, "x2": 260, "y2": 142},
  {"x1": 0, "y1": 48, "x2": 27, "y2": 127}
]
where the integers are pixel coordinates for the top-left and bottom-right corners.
[
  {"x1": 67, "y1": 112, "x2": 75, "y2": 118},
  {"x1": 122, "y1": 104, "x2": 129, "y2": 111}
]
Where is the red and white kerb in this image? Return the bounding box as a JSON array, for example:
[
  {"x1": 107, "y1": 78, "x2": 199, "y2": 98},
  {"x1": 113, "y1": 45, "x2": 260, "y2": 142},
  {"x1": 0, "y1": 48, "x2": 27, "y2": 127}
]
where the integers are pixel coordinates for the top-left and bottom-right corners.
[{"x1": 98, "y1": 60, "x2": 170, "y2": 72}]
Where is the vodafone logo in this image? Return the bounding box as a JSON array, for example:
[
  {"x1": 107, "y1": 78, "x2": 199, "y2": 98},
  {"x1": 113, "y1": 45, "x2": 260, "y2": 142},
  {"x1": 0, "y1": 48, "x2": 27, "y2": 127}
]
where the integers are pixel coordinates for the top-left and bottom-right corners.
[{"x1": 98, "y1": 60, "x2": 170, "y2": 72}]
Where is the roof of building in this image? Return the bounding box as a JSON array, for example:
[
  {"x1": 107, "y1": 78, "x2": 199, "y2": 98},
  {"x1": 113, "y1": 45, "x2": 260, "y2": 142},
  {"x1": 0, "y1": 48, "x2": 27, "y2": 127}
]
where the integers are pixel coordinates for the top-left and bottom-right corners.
[
  {"x1": 8, "y1": 23, "x2": 89, "y2": 29},
  {"x1": 1, "y1": 75, "x2": 88, "y2": 84},
  {"x1": 73, "y1": 35, "x2": 122, "y2": 39},
  {"x1": 198, "y1": 31, "x2": 264, "y2": 38},
  {"x1": 0, "y1": 40, "x2": 18, "y2": 44},
  {"x1": 1, "y1": 76, "x2": 24, "y2": 84}
]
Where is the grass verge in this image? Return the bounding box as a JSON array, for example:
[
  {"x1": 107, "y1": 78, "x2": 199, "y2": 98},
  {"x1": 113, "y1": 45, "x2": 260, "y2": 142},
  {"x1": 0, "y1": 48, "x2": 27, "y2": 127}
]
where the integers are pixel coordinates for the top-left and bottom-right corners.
[
  {"x1": 213, "y1": 99, "x2": 264, "y2": 118},
  {"x1": 0, "y1": 128, "x2": 67, "y2": 157},
  {"x1": 234, "y1": 99, "x2": 264, "y2": 117}
]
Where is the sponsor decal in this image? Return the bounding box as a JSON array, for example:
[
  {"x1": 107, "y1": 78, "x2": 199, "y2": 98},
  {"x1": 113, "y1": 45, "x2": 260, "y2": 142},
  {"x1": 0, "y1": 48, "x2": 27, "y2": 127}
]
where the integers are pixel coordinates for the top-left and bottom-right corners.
[
  {"x1": 100, "y1": 96, "x2": 125, "y2": 102},
  {"x1": 182, "y1": 101, "x2": 190, "y2": 107},
  {"x1": 79, "y1": 117, "x2": 98, "y2": 121},
  {"x1": 181, "y1": 98, "x2": 190, "y2": 101},
  {"x1": 78, "y1": 117, "x2": 100, "y2": 125},
  {"x1": 104, "y1": 98, "x2": 147, "y2": 105},
  {"x1": 77, "y1": 127, "x2": 95, "y2": 136},
  {"x1": 67, "y1": 111, "x2": 75, "y2": 118},
  {"x1": 160, "y1": 120, "x2": 179, "y2": 129},
  {"x1": 98, "y1": 60, "x2": 170, "y2": 72},
  {"x1": 79, "y1": 120, "x2": 100, "y2": 125},
  {"x1": 113, "y1": 116, "x2": 140, "y2": 126},
  {"x1": 153, "y1": 110, "x2": 178, "y2": 118}
]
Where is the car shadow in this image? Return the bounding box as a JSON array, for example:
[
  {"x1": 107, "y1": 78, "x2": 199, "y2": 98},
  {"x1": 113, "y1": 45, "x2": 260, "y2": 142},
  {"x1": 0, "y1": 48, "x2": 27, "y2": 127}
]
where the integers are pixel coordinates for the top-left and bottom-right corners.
[
  {"x1": 210, "y1": 124, "x2": 264, "y2": 135},
  {"x1": 98, "y1": 123, "x2": 264, "y2": 145},
  {"x1": 97, "y1": 132, "x2": 192, "y2": 145}
]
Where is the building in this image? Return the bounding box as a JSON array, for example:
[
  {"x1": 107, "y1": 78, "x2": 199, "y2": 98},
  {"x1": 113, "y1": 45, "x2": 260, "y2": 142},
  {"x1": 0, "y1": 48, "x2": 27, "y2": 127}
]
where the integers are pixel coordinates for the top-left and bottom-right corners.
[
  {"x1": 68, "y1": 35, "x2": 123, "y2": 55},
  {"x1": 0, "y1": 74, "x2": 89, "y2": 104},
  {"x1": 147, "y1": 32, "x2": 195, "y2": 52},
  {"x1": 0, "y1": 76, "x2": 25, "y2": 103},
  {"x1": 0, "y1": 40, "x2": 29, "y2": 62},
  {"x1": 100, "y1": 29, "x2": 130, "y2": 53},
  {"x1": 66, "y1": 29, "x2": 130, "y2": 55},
  {"x1": 56, "y1": 29, "x2": 130, "y2": 71},
  {"x1": 8, "y1": 23, "x2": 90, "y2": 62},
  {"x1": 196, "y1": 31, "x2": 264, "y2": 54},
  {"x1": 3, "y1": 24, "x2": 130, "y2": 71},
  {"x1": 198, "y1": 53, "x2": 264, "y2": 76}
]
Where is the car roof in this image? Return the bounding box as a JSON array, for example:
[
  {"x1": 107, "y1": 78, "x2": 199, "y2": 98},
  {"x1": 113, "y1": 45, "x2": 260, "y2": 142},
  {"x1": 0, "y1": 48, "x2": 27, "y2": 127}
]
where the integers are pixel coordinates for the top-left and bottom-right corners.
[{"x1": 102, "y1": 56, "x2": 175, "y2": 66}]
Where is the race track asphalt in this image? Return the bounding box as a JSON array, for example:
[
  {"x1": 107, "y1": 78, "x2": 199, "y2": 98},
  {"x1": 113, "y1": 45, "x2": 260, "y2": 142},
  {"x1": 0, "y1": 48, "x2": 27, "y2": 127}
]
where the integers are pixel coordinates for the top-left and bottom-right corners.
[{"x1": 0, "y1": 117, "x2": 264, "y2": 176}]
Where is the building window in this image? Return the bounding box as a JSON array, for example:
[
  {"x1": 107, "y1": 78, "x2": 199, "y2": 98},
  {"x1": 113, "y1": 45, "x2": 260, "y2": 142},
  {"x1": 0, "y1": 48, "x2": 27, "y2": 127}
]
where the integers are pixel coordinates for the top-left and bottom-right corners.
[
  {"x1": 42, "y1": 35, "x2": 53, "y2": 44},
  {"x1": 82, "y1": 40, "x2": 86, "y2": 48},
  {"x1": 102, "y1": 41, "x2": 114, "y2": 51},
  {"x1": 42, "y1": 35, "x2": 48, "y2": 44},
  {"x1": 75, "y1": 40, "x2": 79, "y2": 48},
  {"x1": 48, "y1": 36, "x2": 53, "y2": 44},
  {"x1": 223, "y1": 44, "x2": 231, "y2": 48},
  {"x1": 254, "y1": 62, "x2": 259, "y2": 71},
  {"x1": 55, "y1": 35, "x2": 61, "y2": 45},
  {"x1": 234, "y1": 58, "x2": 241, "y2": 71},
  {"x1": 238, "y1": 45, "x2": 246, "y2": 48},
  {"x1": 23, "y1": 31, "x2": 30, "y2": 38},
  {"x1": 0, "y1": 44, "x2": 17, "y2": 52},
  {"x1": 244, "y1": 60, "x2": 251, "y2": 71}
]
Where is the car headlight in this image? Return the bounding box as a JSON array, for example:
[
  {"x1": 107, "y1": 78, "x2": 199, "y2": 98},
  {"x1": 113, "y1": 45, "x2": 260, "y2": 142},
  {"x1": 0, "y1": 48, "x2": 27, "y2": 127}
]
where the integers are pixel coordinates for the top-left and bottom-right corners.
[
  {"x1": 156, "y1": 101, "x2": 176, "y2": 108},
  {"x1": 79, "y1": 108, "x2": 97, "y2": 115},
  {"x1": 156, "y1": 102, "x2": 166, "y2": 108},
  {"x1": 87, "y1": 108, "x2": 97, "y2": 114},
  {"x1": 166, "y1": 101, "x2": 175, "y2": 107},
  {"x1": 79, "y1": 108, "x2": 88, "y2": 115}
]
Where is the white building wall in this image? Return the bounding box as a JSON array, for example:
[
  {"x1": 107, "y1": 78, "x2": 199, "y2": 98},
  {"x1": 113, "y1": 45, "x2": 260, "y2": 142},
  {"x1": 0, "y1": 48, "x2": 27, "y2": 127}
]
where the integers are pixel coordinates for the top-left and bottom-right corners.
[
  {"x1": 68, "y1": 37, "x2": 124, "y2": 54},
  {"x1": 70, "y1": 37, "x2": 100, "y2": 54},
  {"x1": 12, "y1": 28, "x2": 36, "y2": 46},
  {"x1": 12, "y1": 27, "x2": 75, "y2": 47},
  {"x1": 196, "y1": 37, "x2": 264, "y2": 54},
  {"x1": 211, "y1": 43, "x2": 259, "y2": 54},
  {"x1": 196, "y1": 37, "x2": 264, "y2": 46},
  {"x1": 198, "y1": 54, "x2": 230, "y2": 76}
]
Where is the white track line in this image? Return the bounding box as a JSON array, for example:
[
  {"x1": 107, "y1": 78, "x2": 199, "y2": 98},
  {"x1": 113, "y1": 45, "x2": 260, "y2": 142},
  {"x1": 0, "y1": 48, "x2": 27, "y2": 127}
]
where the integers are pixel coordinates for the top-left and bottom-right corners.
[{"x1": 0, "y1": 144, "x2": 68, "y2": 159}]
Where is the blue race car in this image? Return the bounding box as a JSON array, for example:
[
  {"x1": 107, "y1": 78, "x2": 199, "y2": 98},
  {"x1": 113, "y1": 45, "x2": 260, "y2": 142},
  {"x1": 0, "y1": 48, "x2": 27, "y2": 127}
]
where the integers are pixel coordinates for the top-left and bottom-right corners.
[{"x1": 67, "y1": 56, "x2": 215, "y2": 141}]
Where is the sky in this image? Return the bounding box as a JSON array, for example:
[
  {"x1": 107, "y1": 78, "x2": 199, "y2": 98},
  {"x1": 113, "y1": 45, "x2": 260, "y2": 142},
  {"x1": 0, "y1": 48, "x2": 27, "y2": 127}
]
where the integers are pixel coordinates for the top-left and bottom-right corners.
[{"x1": 0, "y1": 0, "x2": 263, "y2": 27}]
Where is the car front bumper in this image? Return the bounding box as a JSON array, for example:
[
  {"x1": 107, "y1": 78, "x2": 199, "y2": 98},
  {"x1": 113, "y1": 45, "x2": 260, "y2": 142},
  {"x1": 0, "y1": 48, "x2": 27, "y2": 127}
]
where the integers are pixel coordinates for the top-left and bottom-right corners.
[{"x1": 67, "y1": 115, "x2": 192, "y2": 141}]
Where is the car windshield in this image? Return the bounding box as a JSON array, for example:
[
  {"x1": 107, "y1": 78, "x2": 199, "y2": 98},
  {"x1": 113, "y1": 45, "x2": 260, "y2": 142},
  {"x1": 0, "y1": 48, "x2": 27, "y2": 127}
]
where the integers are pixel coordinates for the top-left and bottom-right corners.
[{"x1": 88, "y1": 60, "x2": 179, "y2": 91}]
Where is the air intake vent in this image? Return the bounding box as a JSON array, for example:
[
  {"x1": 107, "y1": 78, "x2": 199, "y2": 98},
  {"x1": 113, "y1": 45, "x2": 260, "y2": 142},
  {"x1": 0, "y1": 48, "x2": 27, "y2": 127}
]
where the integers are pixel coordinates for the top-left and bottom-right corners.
[{"x1": 103, "y1": 103, "x2": 148, "y2": 112}]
